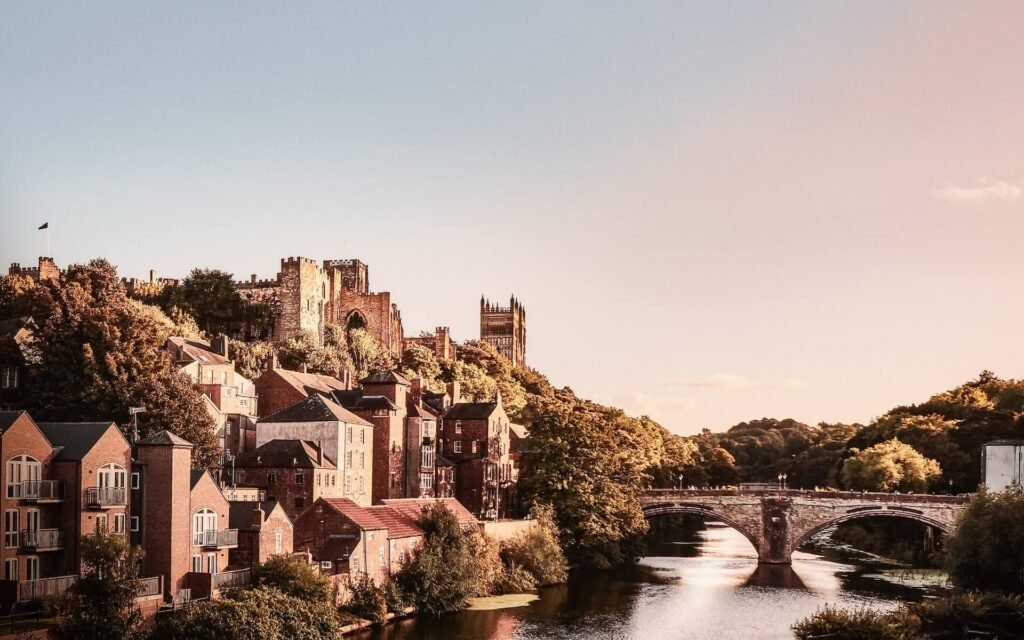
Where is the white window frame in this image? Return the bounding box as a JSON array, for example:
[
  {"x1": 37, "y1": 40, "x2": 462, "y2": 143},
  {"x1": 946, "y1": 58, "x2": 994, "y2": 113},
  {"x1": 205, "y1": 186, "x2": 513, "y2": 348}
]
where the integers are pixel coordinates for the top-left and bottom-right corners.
[
  {"x1": 130, "y1": 516, "x2": 140, "y2": 532},
  {"x1": 6, "y1": 455, "x2": 41, "y2": 499},
  {"x1": 453, "y1": 441, "x2": 462, "y2": 454},
  {"x1": 3, "y1": 510, "x2": 18, "y2": 548},
  {"x1": 4, "y1": 558, "x2": 17, "y2": 581},
  {"x1": 131, "y1": 472, "x2": 140, "y2": 490},
  {"x1": 192, "y1": 508, "x2": 217, "y2": 546}
]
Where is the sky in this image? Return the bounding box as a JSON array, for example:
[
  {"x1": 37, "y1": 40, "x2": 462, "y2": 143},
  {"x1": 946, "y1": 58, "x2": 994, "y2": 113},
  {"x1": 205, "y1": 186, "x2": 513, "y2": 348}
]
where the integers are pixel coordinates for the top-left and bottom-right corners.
[{"x1": 2, "y1": 2, "x2": 1024, "y2": 435}]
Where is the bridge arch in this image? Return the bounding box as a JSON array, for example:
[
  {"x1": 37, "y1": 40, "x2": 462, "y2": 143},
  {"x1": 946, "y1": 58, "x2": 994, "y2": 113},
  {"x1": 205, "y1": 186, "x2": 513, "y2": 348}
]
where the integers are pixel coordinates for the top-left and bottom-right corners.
[
  {"x1": 642, "y1": 503, "x2": 760, "y2": 553},
  {"x1": 792, "y1": 508, "x2": 951, "y2": 551}
]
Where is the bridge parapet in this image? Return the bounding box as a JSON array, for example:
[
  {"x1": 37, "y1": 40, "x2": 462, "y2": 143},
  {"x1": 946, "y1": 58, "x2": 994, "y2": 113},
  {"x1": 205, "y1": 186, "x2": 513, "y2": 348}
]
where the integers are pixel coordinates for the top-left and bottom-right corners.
[{"x1": 640, "y1": 489, "x2": 968, "y2": 565}]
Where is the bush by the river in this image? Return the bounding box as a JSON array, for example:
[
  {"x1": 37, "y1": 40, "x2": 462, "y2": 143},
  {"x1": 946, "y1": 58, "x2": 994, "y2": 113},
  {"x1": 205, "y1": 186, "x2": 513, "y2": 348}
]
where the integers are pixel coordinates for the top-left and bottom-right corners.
[
  {"x1": 945, "y1": 487, "x2": 1024, "y2": 593},
  {"x1": 500, "y1": 504, "x2": 569, "y2": 587},
  {"x1": 252, "y1": 554, "x2": 334, "y2": 602},
  {"x1": 792, "y1": 605, "x2": 922, "y2": 640},
  {"x1": 344, "y1": 574, "x2": 389, "y2": 625},
  {"x1": 152, "y1": 587, "x2": 342, "y2": 640}
]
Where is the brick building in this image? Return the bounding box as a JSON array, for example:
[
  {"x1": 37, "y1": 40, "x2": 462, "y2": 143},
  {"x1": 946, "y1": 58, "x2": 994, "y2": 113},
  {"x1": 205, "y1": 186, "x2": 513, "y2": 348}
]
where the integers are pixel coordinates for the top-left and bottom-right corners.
[
  {"x1": 134, "y1": 431, "x2": 242, "y2": 601},
  {"x1": 227, "y1": 501, "x2": 292, "y2": 570},
  {"x1": 232, "y1": 439, "x2": 340, "y2": 521},
  {"x1": 255, "y1": 395, "x2": 373, "y2": 507},
  {"x1": 253, "y1": 357, "x2": 350, "y2": 419},
  {"x1": 480, "y1": 296, "x2": 526, "y2": 369},
  {"x1": 292, "y1": 497, "x2": 390, "y2": 582},
  {"x1": 439, "y1": 393, "x2": 518, "y2": 519}
]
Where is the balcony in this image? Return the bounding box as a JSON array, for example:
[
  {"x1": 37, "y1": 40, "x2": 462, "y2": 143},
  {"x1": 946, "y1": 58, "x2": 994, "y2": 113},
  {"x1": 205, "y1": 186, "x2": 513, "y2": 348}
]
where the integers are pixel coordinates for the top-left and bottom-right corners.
[
  {"x1": 194, "y1": 529, "x2": 238, "y2": 549},
  {"x1": 19, "y1": 480, "x2": 66, "y2": 502},
  {"x1": 212, "y1": 568, "x2": 251, "y2": 591},
  {"x1": 19, "y1": 529, "x2": 64, "y2": 551},
  {"x1": 135, "y1": 575, "x2": 163, "y2": 599},
  {"x1": 18, "y1": 575, "x2": 78, "y2": 602},
  {"x1": 84, "y1": 487, "x2": 127, "y2": 509}
]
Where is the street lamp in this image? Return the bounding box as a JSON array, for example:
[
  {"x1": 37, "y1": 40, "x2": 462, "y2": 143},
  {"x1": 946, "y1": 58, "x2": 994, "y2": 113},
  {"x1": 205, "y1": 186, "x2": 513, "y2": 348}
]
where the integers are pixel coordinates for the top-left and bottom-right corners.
[
  {"x1": 678, "y1": 474, "x2": 684, "y2": 491},
  {"x1": 129, "y1": 407, "x2": 146, "y2": 444},
  {"x1": 778, "y1": 473, "x2": 788, "y2": 490}
]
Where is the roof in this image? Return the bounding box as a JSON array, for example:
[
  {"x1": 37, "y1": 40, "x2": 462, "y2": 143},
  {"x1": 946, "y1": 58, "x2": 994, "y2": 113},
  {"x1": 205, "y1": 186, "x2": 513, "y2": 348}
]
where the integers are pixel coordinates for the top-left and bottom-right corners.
[
  {"x1": 435, "y1": 455, "x2": 457, "y2": 467},
  {"x1": 37, "y1": 422, "x2": 120, "y2": 461},
  {"x1": 360, "y1": 370, "x2": 411, "y2": 386},
  {"x1": 0, "y1": 411, "x2": 26, "y2": 431},
  {"x1": 237, "y1": 439, "x2": 336, "y2": 469},
  {"x1": 228, "y1": 501, "x2": 288, "y2": 531},
  {"x1": 985, "y1": 439, "x2": 1024, "y2": 447},
  {"x1": 190, "y1": 470, "x2": 210, "y2": 490},
  {"x1": 407, "y1": 404, "x2": 439, "y2": 420},
  {"x1": 382, "y1": 498, "x2": 479, "y2": 529},
  {"x1": 167, "y1": 336, "x2": 230, "y2": 366},
  {"x1": 319, "y1": 498, "x2": 387, "y2": 531},
  {"x1": 444, "y1": 402, "x2": 499, "y2": 421},
  {"x1": 508, "y1": 423, "x2": 528, "y2": 439},
  {"x1": 261, "y1": 393, "x2": 370, "y2": 426},
  {"x1": 366, "y1": 505, "x2": 424, "y2": 539},
  {"x1": 0, "y1": 318, "x2": 35, "y2": 362},
  {"x1": 265, "y1": 367, "x2": 348, "y2": 398},
  {"x1": 137, "y1": 431, "x2": 193, "y2": 448}
]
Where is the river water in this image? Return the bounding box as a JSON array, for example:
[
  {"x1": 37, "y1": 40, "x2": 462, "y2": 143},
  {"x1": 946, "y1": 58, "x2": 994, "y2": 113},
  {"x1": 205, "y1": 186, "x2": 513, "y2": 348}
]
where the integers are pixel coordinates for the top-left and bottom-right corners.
[{"x1": 357, "y1": 522, "x2": 947, "y2": 640}]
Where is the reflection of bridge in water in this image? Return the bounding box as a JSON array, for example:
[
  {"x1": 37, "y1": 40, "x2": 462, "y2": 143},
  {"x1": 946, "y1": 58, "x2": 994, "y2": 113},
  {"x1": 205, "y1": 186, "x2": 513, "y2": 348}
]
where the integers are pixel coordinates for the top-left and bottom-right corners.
[{"x1": 640, "y1": 489, "x2": 968, "y2": 564}]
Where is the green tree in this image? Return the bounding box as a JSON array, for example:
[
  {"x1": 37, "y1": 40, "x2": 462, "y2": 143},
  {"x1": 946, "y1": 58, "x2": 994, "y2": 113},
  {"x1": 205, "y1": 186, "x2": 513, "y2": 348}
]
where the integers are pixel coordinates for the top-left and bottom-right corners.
[
  {"x1": 278, "y1": 328, "x2": 352, "y2": 378},
  {"x1": 347, "y1": 328, "x2": 393, "y2": 380},
  {"x1": 228, "y1": 338, "x2": 277, "y2": 381},
  {"x1": 13, "y1": 260, "x2": 219, "y2": 467},
  {"x1": 840, "y1": 439, "x2": 941, "y2": 493},
  {"x1": 168, "y1": 268, "x2": 243, "y2": 335},
  {"x1": 400, "y1": 343, "x2": 442, "y2": 389},
  {"x1": 253, "y1": 554, "x2": 333, "y2": 602},
  {"x1": 501, "y1": 503, "x2": 568, "y2": 586},
  {"x1": 946, "y1": 487, "x2": 1024, "y2": 593},
  {"x1": 849, "y1": 413, "x2": 969, "y2": 490},
  {"x1": 55, "y1": 528, "x2": 145, "y2": 640}
]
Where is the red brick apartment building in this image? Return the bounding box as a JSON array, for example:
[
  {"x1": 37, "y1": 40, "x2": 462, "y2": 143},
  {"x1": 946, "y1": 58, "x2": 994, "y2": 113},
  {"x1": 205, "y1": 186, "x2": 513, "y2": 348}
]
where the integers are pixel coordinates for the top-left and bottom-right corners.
[
  {"x1": 232, "y1": 439, "x2": 341, "y2": 521},
  {"x1": 228, "y1": 500, "x2": 292, "y2": 570},
  {"x1": 253, "y1": 356, "x2": 350, "y2": 418}
]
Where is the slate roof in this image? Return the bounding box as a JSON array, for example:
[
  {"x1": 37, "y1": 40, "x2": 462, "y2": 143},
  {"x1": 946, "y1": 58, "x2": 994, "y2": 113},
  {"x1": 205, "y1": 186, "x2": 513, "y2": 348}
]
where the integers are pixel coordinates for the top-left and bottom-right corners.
[
  {"x1": 508, "y1": 423, "x2": 528, "y2": 439},
  {"x1": 37, "y1": 422, "x2": 120, "y2": 461},
  {"x1": 985, "y1": 439, "x2": 1024, "y2": 446},
  {"x1": 360, "y1": 370, "x2": 411, "y2": 386},
  {"x1": 137, "y1": 431, "x2": 193, "y2": 447},
  {"x1": 236, "y1": 439, "x2": 336, "y2": 468},
  {"x1": 190, "y1": 469, "x2": 210, "y2": 490},
  {"x1": 319, "y1": 498, "x2": 387, "y2": 531},
  {"x1": 0, "y1": 411, "x2": 26, "y2": 432},
  {"x1": 407, "y1": 404, "x2": 439, "y2": 419},
  {"x1": 444, "y1": 402, "x2": 499, "y2": 421},
  {"x1": 382, "y1": 498, "x2": 479, "y2": 529},
  {"x1": 228, "y1": 500, "x2": 288, "y2": 531},
  {"x1": 167, "y1": 336, "x2": 230, "y2": 366},
  {"x1": 266, "y1": 367, "x2": 348, "y2": 397},
  {"x1": 260, "y1": 393, "x2": 370, "y2": 426},
  {"x1": 366, "y1": 505, "x2": 424, "y2": 539}
]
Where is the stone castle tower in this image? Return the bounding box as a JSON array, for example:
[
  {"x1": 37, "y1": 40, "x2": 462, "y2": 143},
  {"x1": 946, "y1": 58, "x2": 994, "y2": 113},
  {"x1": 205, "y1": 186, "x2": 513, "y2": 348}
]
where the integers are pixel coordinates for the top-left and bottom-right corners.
[
  {"x1": 480, "y1": 296, "x2": 526, "y2": 368},
  {"x1": 322, "y1": 259, "x2": 404, "y2": 357}
]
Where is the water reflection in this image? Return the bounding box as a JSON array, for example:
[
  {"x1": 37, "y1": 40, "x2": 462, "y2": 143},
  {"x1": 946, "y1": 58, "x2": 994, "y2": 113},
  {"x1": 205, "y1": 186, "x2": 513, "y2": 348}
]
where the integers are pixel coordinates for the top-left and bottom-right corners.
[{"x1": 358, "y1": 522, "x2": 944, "y2": 640}]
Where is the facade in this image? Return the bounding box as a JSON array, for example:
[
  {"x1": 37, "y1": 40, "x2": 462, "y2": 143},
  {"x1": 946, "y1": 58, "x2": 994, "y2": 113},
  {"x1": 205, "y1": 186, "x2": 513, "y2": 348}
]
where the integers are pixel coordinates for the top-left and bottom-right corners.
[
  {"x1": 323, "y1": 259, "x2": 405, "y2": 357},
  {"x1": 7, "y1": 257, "x2": 60, "y2": 284},
  {"x1": 253, "y1": 358, "x2": 350, "y2": 419},
  {"x1": 227, "y1": 501, "x2": 292, "y2": 570},
  {"x1": 981, "y1": 440, "x2": 1024, "y2": 491},
  {"x1": 292, "y1": 497, "x2": 390, "y2": 582},
  {"x1": 255, "y1": 394, "x2": 373, "y2": 507},
  {"x1": 233, "y1": 439, "x2": 340, "y2": 521},
  {"x1": 439, "y1": 393, "x2": 518, "y2": 519},
  {"x1": 167, "y1": 336, "x2": 259, "y2": 458},
  {"x1": 480, "y1": 296, "x2": 526, "y2": 369}
]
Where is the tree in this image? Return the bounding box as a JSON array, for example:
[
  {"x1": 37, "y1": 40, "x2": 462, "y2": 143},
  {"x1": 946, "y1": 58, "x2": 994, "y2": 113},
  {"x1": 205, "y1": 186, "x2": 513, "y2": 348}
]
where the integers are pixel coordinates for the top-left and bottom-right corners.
[
  {"x1": 849, "y1": 413, "x2": 969, "y2": 491},
  {"x1": 500, "y1": 503, "x2": 568, "y2": 586},
  {"x1": 55, "y1": 528, "x2": 145, "y2": 640},
  {"x1": 253, "y1": 554, "x2": 333, "y2": 602},
  {"x1": 277, "y1": 329, "x2": 351, "y2": 378},
  {"x1": 946, "y1": 487, "x2": 1024, "y2": 593},
  {"x1": 229, "y1": 338, "x2": 277, "y2": 381},
  {"x1": 167, "y1": 269, "x2": 243, "y2": 336},
  {"x1": 347, "y1": 328, "x2": 393, "y2": 380},
  {"x1": 9, "y1": 260, "x2": 219, "y2": 467},
  {"x1": 840, "y1": 439, "x2": 941, "y2": 493},
  {"x1": 400, "y1": 343, "x2": 442, "y2": 389}
]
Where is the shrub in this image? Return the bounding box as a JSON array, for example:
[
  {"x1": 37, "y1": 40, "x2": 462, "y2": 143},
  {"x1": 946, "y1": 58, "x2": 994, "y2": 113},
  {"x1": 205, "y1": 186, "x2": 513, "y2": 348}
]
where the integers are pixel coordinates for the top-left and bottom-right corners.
[
  {"x1": 501, "y1": 504, "x2": 569, "y2": 587},
  {"x1": 792, "y1": 605, "x2": 923, "y2": 640},
  {"x1": 344, "y1": 574, "x2": 388, "y2": 625},
  {"x1": 493, "y1": 562, "x2": 537, "y2": 595},
  {"x1": 253, "y1": 554, "x2": 333, "y2": 603},
  {"x1": 946, "y1": 487, "x2": 1024, "y2": 593},
  {"x1": 383, "y1": 578, "x2": 410, "y2": 614},
  {"x1": 910, "y1": 591, "x2": 1024, "y2": 638}
]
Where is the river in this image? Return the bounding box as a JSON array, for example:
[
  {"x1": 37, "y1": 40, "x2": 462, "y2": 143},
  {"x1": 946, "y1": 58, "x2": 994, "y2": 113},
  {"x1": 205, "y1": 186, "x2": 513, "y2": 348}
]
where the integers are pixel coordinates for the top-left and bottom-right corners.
[{"x1": 356, "y1": 521, "x2": 948, "y2": 640}]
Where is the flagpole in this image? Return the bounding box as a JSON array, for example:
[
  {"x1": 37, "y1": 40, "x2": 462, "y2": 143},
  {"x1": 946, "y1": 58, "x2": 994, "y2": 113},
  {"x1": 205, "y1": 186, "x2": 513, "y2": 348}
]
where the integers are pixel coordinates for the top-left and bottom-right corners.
[{"x1": 46, "y1": 226, "x2": 50, "y2": 258}]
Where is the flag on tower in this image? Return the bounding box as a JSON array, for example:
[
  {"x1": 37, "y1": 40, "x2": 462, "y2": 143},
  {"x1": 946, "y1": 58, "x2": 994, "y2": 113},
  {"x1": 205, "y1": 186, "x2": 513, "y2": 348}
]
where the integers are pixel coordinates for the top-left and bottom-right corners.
[{"x1": 38, "y1": 222, "x2": 48, "y2": 230}]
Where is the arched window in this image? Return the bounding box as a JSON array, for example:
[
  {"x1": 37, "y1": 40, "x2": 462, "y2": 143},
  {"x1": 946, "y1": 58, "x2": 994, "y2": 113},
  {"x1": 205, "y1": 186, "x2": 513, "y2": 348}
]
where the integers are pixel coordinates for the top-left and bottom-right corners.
[
  {"x1": 193, "y1": 508, "x2": 217, "y2": 546},
  {"x1": 6, "y1": 455, "x2": 40, "y2": 499}
]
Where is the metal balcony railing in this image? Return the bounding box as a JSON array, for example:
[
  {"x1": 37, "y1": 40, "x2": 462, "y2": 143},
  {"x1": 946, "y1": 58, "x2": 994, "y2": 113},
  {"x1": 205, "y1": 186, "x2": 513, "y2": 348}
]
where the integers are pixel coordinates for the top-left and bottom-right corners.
[
  {"x1": 20, "y1": 480, "x2": 66, "y2": 501},
  {"x1": 193, "y1": 528, "x2": 238, "y2": 548},
  {"x1": 19, "y1": 528, "x2": 64, "y2": 550},
  {"x1": 212, "y1": 568, "x2": 251, "y2": 590},
  {"x1": 84, "y1": 486, "x2": 127, "y2": 508},
  {"x1": 135, "y1": 575, "x2": 163, "y2": 598},
  {"x1": 18, "y1": 575, "x2": 78, "y2": 602}
]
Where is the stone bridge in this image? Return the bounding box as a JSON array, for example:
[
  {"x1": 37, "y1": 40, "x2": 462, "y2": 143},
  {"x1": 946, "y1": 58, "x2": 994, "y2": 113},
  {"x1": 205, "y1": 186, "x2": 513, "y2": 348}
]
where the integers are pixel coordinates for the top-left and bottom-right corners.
[{"x1": 640, "y1": 489, "x2": 968, "y2": 564}]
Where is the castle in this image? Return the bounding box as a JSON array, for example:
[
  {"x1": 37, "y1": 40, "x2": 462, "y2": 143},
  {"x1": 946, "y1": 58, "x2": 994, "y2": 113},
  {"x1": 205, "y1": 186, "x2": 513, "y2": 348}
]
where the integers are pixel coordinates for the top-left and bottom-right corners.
[{"x1": 480, "y1": 296, "x2": 527, "y2": 368}]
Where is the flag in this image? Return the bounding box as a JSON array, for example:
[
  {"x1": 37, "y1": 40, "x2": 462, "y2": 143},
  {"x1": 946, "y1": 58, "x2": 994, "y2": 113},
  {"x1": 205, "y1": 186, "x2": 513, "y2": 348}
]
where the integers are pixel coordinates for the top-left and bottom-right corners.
[{"x1": 38, "y1": 222, "x2": 48, "y2": 230}]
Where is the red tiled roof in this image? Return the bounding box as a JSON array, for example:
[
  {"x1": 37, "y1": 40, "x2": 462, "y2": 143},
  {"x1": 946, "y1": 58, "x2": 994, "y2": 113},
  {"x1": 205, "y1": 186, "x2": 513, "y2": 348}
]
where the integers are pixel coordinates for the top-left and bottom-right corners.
[
  {"x1": 320, "y1": 498, "x2": 387, "y2": 531},
  {"x1": 366, "y1": 505, "x2": 424, "y2": 539},
  {"x1": 167, "y1": 337, "x2": 230, "y2": 366},
  {"x1": 382, "y1": 498, "x2": 479, "y2": 529},
  {"x1": 270, "y1": 367, "x2": 348, "y2": 397}
]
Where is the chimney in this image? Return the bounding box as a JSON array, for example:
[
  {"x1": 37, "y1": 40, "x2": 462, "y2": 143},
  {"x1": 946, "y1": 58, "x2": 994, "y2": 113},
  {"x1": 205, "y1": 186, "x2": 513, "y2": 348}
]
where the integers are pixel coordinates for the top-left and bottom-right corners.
[
  {"x1": 315, "y1": 440, "x2": 323, "y2": 466},
  {"x1": 250, "y1": 507, "x2": 265, "y2": 530},
  {"x1": 299, "y1": 363, "x2": 308, "y2": 374},
  {"x1": 409, "y1": 377, "x2": 423, "y2": 408},
  {"x1": 149, "y1": 269, "x2": 156, "y2": 285},
  {"x1": 212, "y1": 334, "x2": 229, "y2": 359},
  {"x1": 446, "y1": 381, "x2": 461, "y2": 405},
  {"x1": 264, "y1": 353, "x2": 279, "y2": 372}
]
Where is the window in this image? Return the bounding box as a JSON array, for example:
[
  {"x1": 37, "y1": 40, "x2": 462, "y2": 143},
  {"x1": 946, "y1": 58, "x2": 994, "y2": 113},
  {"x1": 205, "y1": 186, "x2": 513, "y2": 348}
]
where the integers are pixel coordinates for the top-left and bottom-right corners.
[
  {"x1": 453, "y1": 441, "x2": 462, "y2": 454},
  {"x1": 206, "y1": 553, "x2": 217, "y2": 574},
  {"x1": 360, "y1": 452, "x2": 365, "y2": 469},
  {"x1": 239, "y1": 398, "x2": 248, "y2": 407},
  {"x1": 0, "y1": 367, "x2": 18, "y2": 389},
  {"x1": 4, "y1": 511, "x2": 18, "y2": 548},
  {"x1": 275, "y1": 530, "x2": 283, "y2": 554},
  {"x1": 26, "y1": 556, "x2": 39, "y2": 581},
  {"x1": 422, "y1": 447, "x2": 434, "y2": 468},
  {"x1": 346, "y1": 451, "x2": 352, "y2": 468},
  {"x1": 331, "y1": 474, "x2": 336, "y2": 487},
  {"x1": 295, "y1": 473, "x2": 304, "y2": 485},
  {"x1": 421, "y1": 473, "x2": 433, "y2": 490},
  {"x1": 25, "y1": 509, "x2": 39, "y2": 534},
  {"x1": 320, "y1": 560, "x2": 332, "y2": 571},
  {"x1": 192, "y1": 555, "x2": 202, "y2": 573},
  {"x1": 360, "y1": 428, "x2": 365, "y2": 444},
  {"x1": 130, "y1": 516, "x2": 140, "y2": 532},
  {"x1": 471, "y1": 440, "x2": 478, "y2": 454},
  {"x1": 268, "y1": 472, "x2": 277, "y2": 484},
  {"x1": 95, "y1": 514, "x2": 108, "y2": 532},
  {"x1": 378, "y1": 548, "x2": 385, "y2": 568},
  {"x1": 316, "y1": 473, "x2": 321, "y2": 487},
  {"x1": 352, "y1": 557, "x2": 360, "y2": 573},
  {"x1": 114, "y1": 513, "x2": 126, "y2": 534},
  {"x1": 4, "y1": 558, "x2": 17, "y2": 581},
  {"x1": 294, "y1": 497, "x2": 305, "y2": 511},
  {"x1": 347, "y1": 426, "x2": 352, "y2": 443},
  {"x1": 359, "y1": 476, "x2": 364, "y2": 494},
  {"x1": 224, "y1": 422, "x2": 232, "y2": 435},
  {"x1": 221, "y1": 371, "x2": 228, "y2": 385},
  {"x1": 192, "y1": 508, "x2": 217, "y2": 546},
  {"x1": 131, "y1": 473, "x2": 140, "y2": 490},
  {"x1": 344, "y1": 476, "x2": 351, "y2": 494},
  {"x1": 97, "y1": 464, "x2": 127, "y2": 500},
  {"x1": 454, "y1": 421, "x2": 462, "y2": 434},
  {"x1": 6, "y1": 455, "x2": 40, "y2": 499}
]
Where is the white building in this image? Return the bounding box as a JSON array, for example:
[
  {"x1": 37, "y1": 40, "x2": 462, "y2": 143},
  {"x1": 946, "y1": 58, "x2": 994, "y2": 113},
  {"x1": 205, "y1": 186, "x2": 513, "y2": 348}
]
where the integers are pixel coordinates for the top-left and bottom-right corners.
[{"x1": 981, "y1": 440, "x2": 1024, "y2": 491}]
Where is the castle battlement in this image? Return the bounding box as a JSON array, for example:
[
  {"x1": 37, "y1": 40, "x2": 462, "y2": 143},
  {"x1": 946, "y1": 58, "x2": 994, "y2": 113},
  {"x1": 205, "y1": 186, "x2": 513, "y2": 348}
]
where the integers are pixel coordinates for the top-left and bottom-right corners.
[
  {"x1": 236, "y1": 275, "x2": 281, "y2": 289},
  {"x1": 281, "y1": 256, "x2": 320, "y2": 267},
  {"x1": 323, "y1": 258, "x2": 365, "y2": 268}
]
